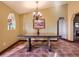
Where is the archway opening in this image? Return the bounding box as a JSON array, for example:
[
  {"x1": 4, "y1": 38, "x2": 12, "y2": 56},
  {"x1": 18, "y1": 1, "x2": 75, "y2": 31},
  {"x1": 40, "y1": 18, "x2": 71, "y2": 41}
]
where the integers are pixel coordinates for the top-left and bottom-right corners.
[{"x1": 73, "y1": 13, "x2": 79, "y2": 41}]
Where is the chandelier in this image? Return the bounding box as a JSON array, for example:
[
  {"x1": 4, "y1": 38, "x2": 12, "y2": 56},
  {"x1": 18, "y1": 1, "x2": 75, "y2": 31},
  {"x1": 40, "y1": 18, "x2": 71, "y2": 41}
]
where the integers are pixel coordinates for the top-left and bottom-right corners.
[
  {"x1": 33, "y1": 1, "x2": 45, "y2": 35},
  {"x1": 33, "y1": 1, "x2": 42, "y2": 20}
]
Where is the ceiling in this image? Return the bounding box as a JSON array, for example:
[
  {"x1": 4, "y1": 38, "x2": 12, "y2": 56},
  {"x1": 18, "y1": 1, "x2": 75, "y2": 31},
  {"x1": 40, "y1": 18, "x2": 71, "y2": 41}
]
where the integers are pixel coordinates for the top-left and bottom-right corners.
[{"x1": 2, "y1": 1, "x2": 68, "y2": 14}]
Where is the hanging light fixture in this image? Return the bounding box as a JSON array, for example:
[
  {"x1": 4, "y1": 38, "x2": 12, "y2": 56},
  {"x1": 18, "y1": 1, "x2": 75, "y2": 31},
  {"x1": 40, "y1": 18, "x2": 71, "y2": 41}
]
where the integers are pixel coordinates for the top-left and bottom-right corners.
[
  {"x1": 33, "y1": 1, "x2": 45, "y2": 35},
  {"x1": 33, "y1": 1, "x2": 42, "y2": 20}
]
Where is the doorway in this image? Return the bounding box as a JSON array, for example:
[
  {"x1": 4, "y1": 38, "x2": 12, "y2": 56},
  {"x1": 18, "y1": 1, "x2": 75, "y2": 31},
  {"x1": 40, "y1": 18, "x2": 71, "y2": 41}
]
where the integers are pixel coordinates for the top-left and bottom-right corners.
[
  {"x1": 57, "y1": 17, "x2": 67, "y2": 39},
  {"x1": 73, "y1": 13, "x2": 79, "y2": 41}
]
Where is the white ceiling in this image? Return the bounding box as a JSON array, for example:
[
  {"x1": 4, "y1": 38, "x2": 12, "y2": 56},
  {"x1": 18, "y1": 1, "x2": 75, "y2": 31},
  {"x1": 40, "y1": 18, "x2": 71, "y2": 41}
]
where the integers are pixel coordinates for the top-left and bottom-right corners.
[{"x1": 2, "y1": 1, "x2": 68, "y2": 14}]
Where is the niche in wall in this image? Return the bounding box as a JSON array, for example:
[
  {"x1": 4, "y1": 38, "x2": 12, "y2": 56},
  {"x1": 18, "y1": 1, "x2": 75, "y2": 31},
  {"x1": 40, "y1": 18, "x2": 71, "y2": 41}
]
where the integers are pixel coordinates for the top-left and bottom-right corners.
[{"x1": 73, "y1": 13, "x2": 79, "y2": 41}]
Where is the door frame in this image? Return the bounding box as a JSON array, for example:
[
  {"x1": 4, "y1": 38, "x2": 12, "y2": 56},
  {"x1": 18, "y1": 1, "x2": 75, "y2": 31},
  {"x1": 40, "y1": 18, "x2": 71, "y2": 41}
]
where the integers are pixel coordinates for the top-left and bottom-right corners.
[{"x1": 57, "y1": 17, "x2": 65, "y2": 38}]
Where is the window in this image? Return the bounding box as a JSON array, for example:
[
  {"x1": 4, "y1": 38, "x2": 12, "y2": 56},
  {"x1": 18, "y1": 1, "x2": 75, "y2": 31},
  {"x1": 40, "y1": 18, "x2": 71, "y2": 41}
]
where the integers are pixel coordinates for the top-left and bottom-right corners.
[{"x1": 8, "y1": 13, "x2": 16, "y2": 30}]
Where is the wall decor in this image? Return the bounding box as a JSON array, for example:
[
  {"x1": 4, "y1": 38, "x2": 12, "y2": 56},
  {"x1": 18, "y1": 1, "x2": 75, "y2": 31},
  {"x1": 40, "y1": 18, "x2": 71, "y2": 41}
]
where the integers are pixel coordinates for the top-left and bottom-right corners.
[
  {"x1": 33, "y1": 19, "x2": 45, "y2": 29},
  {"x1": 8, "y1": 13, "x2": 16, "y2": 30}
]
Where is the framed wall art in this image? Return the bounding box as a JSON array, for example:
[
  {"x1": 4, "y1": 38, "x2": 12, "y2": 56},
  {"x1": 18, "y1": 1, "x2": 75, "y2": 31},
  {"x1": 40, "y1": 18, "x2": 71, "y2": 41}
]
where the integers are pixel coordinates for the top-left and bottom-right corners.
[{"x1": 33, "y1": 19, "x2": 45, "y2": 29}]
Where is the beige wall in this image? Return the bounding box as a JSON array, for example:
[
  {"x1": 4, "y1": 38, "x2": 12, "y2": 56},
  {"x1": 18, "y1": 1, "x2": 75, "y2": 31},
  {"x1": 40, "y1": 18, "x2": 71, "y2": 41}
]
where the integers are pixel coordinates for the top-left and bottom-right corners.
[
  {"x1": 20, "y1": 4, "x2": 68, "y2": 38},
  {"x1": 0, "y1": 2, "x2": 19, "y2": 52},
  {"x1": 19, "y1": 14, "x2": 23, "y2": 34},
  {"x1": 68, "y1": 2, "x2": 79, "y2": 41},
  {"x1": 0, "y1": 1, "x2": 69, "y2": 52}
]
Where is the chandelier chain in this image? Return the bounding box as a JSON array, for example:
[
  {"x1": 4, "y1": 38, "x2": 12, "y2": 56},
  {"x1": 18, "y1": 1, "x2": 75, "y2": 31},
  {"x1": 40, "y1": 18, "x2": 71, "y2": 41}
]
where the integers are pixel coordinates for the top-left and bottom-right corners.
[{"x1": 36, "y1": 1, "x2": 38, "y2": 13}]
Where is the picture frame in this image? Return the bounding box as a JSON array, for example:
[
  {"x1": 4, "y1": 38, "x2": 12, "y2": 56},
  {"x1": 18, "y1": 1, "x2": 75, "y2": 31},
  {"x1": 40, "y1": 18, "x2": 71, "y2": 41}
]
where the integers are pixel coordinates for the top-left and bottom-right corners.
[{"x1": 33, "y1": 19, "x2": 45, "y2": 29}]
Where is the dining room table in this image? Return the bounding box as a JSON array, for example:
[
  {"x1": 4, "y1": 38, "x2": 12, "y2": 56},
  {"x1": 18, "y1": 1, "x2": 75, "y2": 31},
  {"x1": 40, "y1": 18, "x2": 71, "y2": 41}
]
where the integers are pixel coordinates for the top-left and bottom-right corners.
[{"x1": 17, "y1": 33, "x2": 60, "y2": 52}]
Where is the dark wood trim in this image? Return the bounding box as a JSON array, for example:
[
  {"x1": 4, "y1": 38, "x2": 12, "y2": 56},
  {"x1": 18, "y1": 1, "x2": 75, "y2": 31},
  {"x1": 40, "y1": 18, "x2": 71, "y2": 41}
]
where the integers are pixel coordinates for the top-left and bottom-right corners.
[
  {"x1": 19, "y1": 40, "x2": 58, "y2": 42},
  {"x1": 0, "y1": 39, "x2": 57, "y2": 55},
  {"x1": 0, "y1": 40, "x2": 21, "y2": 55},
  {"x1": 60, "y1": 38, "x2": 74, "y2": 42},
  {"x1": 33, "y1": 19, "x2": 45, "y2": 29},
  {"x1": 57, "y1": 17, "x2": 63, "y2": 38},
  {"x1": 34, "y1": 40, "x2": 58, "y2": 42},
  {"x1": 0, "y1": 39, "x2": 58, "y2": 55},
  {"x1": 57, "y1": 18, "x2": 59, "y2": 37},
  {"x1": 57, "y1": 17, "x2": 65, "y2": 39}
]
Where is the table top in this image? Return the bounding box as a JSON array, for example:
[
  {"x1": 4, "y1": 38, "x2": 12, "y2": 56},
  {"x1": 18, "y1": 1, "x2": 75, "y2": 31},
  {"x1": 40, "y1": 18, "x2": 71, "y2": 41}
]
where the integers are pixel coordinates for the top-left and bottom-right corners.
[{"x1": 17, "y1": 33, "x2": 60, "y2": 38}]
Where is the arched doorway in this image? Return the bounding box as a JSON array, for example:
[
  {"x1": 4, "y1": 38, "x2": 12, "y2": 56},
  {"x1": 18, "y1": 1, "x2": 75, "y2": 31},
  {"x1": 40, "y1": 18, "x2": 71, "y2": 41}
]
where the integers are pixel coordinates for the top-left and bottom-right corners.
[
  {"x1": 57, "y1": 17, "x2": 67, "y2": 39},
  {"x1": 73, "y1": 13, "x2": 79, "y2": 41}
]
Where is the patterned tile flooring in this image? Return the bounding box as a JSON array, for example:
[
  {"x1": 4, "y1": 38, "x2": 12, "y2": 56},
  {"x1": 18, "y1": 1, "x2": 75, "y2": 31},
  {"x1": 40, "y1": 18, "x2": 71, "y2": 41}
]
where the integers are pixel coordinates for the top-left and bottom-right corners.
[{"x1": 1, "y1": 39, "x2": 79, "y2": 57}]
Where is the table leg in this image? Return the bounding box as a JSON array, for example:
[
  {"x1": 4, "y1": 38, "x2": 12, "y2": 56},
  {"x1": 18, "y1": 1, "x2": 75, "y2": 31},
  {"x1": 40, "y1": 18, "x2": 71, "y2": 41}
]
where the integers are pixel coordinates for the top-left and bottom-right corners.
[
  {"x1": 48, "y1": 38, "x2": 51, "y2": 52},
  {"x1": 27, "y1": 38, "x2": 32, "y2": 52}
]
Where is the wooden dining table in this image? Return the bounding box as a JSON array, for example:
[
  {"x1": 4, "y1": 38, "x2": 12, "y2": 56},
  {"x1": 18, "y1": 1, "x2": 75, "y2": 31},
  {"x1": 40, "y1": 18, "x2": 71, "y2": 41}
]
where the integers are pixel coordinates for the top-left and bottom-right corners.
[{"x1": 17, "y1": 34, "x2": 60, "y2": 52}]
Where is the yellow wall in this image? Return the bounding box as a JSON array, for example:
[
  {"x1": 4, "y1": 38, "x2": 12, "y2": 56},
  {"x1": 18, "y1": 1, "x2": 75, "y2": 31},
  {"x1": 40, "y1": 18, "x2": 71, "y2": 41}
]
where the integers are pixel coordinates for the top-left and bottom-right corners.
[
  {"x1": 19, "y1": 14, "x2": 23, "y2": 34},
  {"x1": 0, "y1": 2, "x2": 69, "y2": 52},
  {"x1": 68, "y1": 2, "x2": 79, "y2": 41},
  {"x1": 20, "y1": 4, "x2": 68, "y2": 37},
  {"x1": 0, "y1": 2, "x2": 19, "y2": 52}
]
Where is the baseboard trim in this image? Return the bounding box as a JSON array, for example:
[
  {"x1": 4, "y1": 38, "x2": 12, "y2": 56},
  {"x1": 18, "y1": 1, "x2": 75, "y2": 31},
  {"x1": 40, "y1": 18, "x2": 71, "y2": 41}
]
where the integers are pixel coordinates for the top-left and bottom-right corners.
[
  {"x1": 60, "y1": 38, "x2": 74, "y2": 42},
  {"x1": 0, "y1": 40, "x2": 20, "y2": 55},
  {"x1": 0, "y1": 39, "x2": 58, "y2": 55}
]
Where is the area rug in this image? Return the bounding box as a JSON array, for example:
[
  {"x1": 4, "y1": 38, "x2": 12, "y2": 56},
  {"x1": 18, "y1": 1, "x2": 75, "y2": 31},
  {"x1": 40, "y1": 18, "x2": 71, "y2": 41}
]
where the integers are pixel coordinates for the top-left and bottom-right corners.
[{"x1": 8, "y1": 46, "x2": 53, "y2": 57}]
